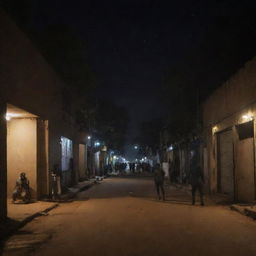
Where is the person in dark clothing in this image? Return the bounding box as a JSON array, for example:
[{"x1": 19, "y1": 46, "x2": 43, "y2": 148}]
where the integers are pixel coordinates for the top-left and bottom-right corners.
[
  {"x1": 189, "y1": 159, "x2": 204, "y2": 206},
  {"x1": 154, "y1": 164, "x2": 165, "y2": 201}
]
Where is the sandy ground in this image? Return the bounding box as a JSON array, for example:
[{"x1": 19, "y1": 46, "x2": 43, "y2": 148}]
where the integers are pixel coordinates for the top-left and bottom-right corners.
[{"x1": 2, "y1": 177, "x2": 256, "y2": 256}]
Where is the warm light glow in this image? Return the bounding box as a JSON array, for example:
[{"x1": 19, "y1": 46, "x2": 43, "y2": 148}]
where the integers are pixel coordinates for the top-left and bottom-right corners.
[
  {"x1": 242, "y1": 114, "x2": 253, "y2": 121},
  {"x1": 212, "y1": 126, "x2": 218, "y2": 133},
  {"x1": 5, "y1": 113, "x2": 21, "y2": 120}
]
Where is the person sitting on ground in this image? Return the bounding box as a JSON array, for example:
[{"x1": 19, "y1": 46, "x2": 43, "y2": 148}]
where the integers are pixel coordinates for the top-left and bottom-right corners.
[
  {"x1": 154, "y1": 163, "x2": 165, "y2": 201},
  {"x1": 12, "y1": 172, "x2": 31, "y2": 203}
]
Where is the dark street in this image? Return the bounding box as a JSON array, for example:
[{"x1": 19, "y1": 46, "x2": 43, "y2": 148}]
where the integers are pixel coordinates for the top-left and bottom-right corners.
[
  {"x1": 3, "y1": 178, "x2": 256, "y2": 256},
  {"x1": 1, "y1": 2, "x2": 256, "y2": 256}
]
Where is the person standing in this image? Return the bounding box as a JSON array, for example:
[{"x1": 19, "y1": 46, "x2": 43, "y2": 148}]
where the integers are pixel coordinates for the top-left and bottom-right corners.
[
  {"x1": 189, "y1": 157, "x2": 204, "y2": 206},
  {"x1": 154, "y1": 164, "x2": 165, "y2": 201}
]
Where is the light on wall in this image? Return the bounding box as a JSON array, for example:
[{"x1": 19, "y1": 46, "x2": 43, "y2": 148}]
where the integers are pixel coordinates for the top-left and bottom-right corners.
[
  {"x1": 242, "y1": 114, "x2": 253, "y2": 121},
  {"x1": 5, "y1": 113, "x2": 21, "y2": 121},
  {"x1": 212, "y1": 126, "x2": 218, "y2": 134}
]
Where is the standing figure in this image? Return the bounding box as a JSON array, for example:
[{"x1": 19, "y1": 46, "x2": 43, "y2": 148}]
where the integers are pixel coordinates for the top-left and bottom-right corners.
[
  {"x1": 154, "y1": 164, "x2": 165, "y2": 201},
  {"x1": 189, "y1": 158, "x2": 204, "y2": 206}
]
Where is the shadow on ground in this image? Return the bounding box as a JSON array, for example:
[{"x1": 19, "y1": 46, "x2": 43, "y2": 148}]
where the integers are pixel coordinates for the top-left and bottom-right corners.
[{"x1": 0, "y1": 218, "x2": 21, "y2": 255}]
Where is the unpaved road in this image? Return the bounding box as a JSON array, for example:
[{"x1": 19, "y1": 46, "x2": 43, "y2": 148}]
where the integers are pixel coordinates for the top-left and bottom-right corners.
[{"x1": 2, "y1": 177, "x2": 256, "y2": 256}]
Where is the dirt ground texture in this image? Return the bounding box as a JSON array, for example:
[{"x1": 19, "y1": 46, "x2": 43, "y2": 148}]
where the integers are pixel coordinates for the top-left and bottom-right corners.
[{"x1": 2, "y1": 177, "x2": 256, "y2": 256}]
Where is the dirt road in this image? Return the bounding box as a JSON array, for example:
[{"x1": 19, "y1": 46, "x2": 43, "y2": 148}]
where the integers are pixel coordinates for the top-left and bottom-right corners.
[{"x1": 3, "y1": 177, "x2": 256, "y2": 256}]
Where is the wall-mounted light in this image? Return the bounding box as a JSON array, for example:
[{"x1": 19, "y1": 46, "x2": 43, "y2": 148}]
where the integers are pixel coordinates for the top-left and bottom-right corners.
[
  {"x1": 87, "y1": 136, "x2": 91, "y2": 140},
  {"x1": 5, "y1": 113, "x2": 21, "y2": 121},
  {"x1": 242, "y1": 114, "x2": 253, "y2": 121},
  {"x1": 212, "y1": 126, "x2": 218, "y2": 134}
]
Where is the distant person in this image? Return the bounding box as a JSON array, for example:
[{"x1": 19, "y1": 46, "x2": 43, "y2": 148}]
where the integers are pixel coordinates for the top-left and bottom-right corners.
[
  {"x1": 189, "y1": 157, "x2": 204, "y2": 206},
  {"x1": 154, "y1": 164, "x2": 165, "y2": 201}
]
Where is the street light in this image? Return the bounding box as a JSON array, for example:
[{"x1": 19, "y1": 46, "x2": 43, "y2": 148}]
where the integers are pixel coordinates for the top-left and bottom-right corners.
[
  {"x1": 134, "y1": 145, "x2": 138, "y2": 150},
  {"x1": 94, "y1": 142, "x2": 100, "y2": 147}
]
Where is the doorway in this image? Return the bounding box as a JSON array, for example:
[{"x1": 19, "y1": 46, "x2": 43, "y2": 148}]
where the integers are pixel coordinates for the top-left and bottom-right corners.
[
  {"x1": 217, "y1": 129, "x2": 234, "y2": 200},
  {"x1": 6, "y1": 104, "x2": 49, "y2": 202},
  {"x1": 235, "y1": 121, "x2": 255, "y2": 202}
]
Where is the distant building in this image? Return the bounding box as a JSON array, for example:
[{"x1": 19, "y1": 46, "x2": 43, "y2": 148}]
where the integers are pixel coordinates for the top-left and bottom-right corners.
[{"x1": 203, "y1": 57, "x2": 256, "y2": 202}]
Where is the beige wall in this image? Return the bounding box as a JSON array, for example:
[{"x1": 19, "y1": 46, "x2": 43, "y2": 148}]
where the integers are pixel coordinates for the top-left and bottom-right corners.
[
  {"x1": 204, "y1": 57, "x2": 256, "y2": 127},
  {"x1": 0, "y1": 9, "x2": 63, "y2": 121},
  {"x1": 203, "y1": 57, "x2": 256, "y2": 201},
  {"x1": 7, "y1": 118, "x2": 37, "y2": 198},
  {"x1": 0, "y1": 103, "x2": 7, "y2": 220},
  {"x1": 0, "y1": 10, "x2": 84, "y2": 217}
]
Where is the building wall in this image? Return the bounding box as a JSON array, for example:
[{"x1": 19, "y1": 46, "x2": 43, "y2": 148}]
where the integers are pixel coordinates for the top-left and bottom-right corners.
[
  {"x1": 204, "y1": 57, "x2": 256, "y2": 128},
  {"x1": 0, "y1": 9, "x2": 63, "y2": 121},
  {"x1": 37, "y1": 119, "x2": 49, "y2": 197},
  {"x1": 0, "y1": 103, "x2": 7, "y2": 220},
  {"x1": 0, "y1": 9, "x2": 87, "y2": 219},
  {"x1": 203, "y1": 57, "x2": 256, "y2": 201},
  {"x1": 7, "y1": 118, "x2": 37, "y2": 198},
  {"x1": 79, "y1": 144, "x2": 86, "y2": 179}
]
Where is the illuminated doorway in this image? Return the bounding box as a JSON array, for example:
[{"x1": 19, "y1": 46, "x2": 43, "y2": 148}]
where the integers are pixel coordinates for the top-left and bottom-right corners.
[{"x1": 6, "y1": 104, "x2": 49, "y2": 204}]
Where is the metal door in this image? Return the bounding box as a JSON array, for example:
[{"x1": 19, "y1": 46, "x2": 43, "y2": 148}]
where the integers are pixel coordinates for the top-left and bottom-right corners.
[
  {"x1": 218, "y1": 130, "x2": 234, "y2": 199},
  {"x1": 236, "y1": 137, "x2": 255, "y2": 202}
]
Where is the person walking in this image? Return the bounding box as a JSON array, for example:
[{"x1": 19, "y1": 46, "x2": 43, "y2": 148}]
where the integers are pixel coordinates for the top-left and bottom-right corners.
[
  {"x1": 189, "y1": 157, "x2": 204, "y2": 206},
  {"x1": 154, "y1": 164, "x2": 165, "y2": 201}
]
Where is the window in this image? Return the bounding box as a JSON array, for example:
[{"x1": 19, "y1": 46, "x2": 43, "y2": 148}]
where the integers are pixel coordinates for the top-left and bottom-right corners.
[
  {"x1": 61, "y1": 136, "x2": 73, "y2": 171},
  {"x1": 236, "y1": 121, "x2": 254, "y2": 140}
]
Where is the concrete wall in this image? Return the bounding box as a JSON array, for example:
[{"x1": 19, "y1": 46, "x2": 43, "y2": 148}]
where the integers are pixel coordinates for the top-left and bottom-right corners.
[
  {"x1": 204, "y1": 57, "x2": 256, "y2": 128},
  {"x1": 37, "y1": 119, "x2": 49, "y2": 197},
  {"x1": 0, "y1": 9, "x2": 63, "y2": 121},
  {"x1": 7, "y1": 118, "x2": 37, "y2": 198},
  {"x1": 0, "y1": 10, "x2": 86, "y2": 219},
  {"x1": 79, "y1": 144, "x2": 86, "y2": 179},
  {"x1": 0, "y1": 103, "x2": 7, "y2": 220},
  {"x1": 203, "y1": 57, "x2": 256, "y2": 201}
]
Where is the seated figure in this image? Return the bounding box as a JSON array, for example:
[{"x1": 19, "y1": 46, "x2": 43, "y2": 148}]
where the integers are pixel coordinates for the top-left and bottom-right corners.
[{"x1": 12, "y1": 172, "x2": 31, "y2": 203}]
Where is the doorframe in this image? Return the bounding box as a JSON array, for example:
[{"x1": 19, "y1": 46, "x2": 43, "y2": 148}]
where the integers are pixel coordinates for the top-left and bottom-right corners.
[{"x1": 216, "y1": 128, "x2": 235, "y2": 200}]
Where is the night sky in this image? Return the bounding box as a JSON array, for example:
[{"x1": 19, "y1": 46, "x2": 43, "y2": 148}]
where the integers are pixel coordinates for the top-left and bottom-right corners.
[{"x1": 13, "y1": 0, "x2": 256, "y2": 141}]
